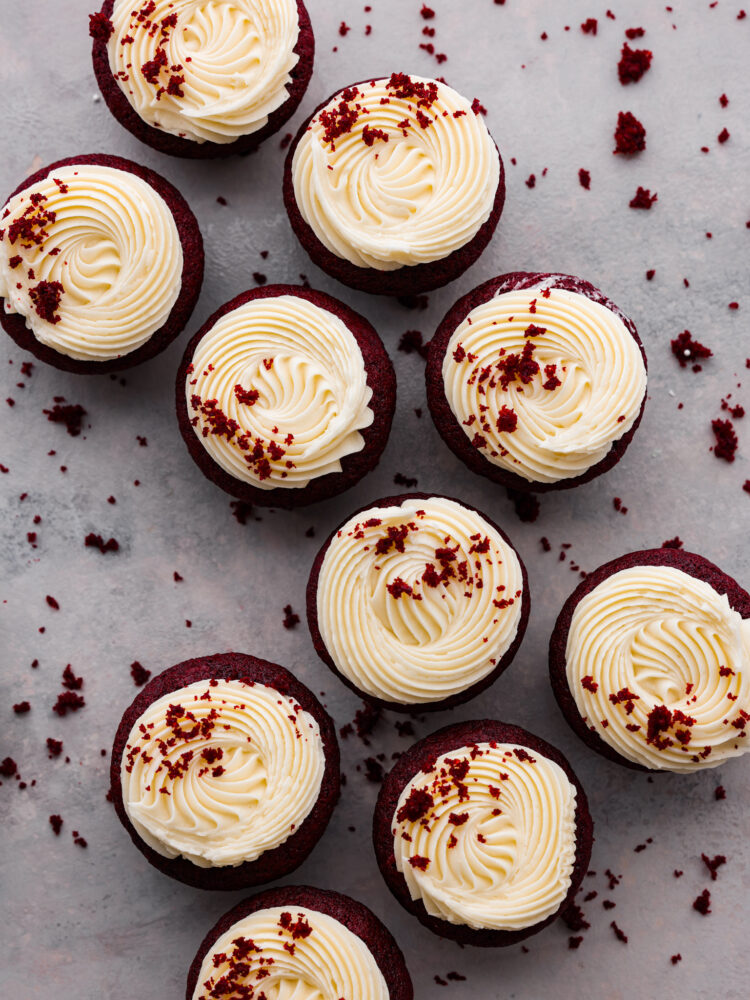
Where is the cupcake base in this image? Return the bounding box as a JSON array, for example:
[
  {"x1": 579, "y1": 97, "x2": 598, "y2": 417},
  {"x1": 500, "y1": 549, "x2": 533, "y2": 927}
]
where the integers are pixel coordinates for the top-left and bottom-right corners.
[
  {"x1": 0, "y1": 153, "x2": 204, "y2": 374},
  {"x1": 426, "y1": 271, "x2": 647, "y2": 493},
  {"x1": 91, "y1": 0, "x2": 315, "y2": 159},
  {"x1": 373, "y1": 719, "x2": 593, "y2": 947},
  {"x1": 110, "y1": 652, "x2": 340, "y2": 890},
  {"x1": 175, "y1": 284, "x2": 396, "y2": 508},
  {"x1": 549, "y1": 547, "x2": 750, "y2": 771}
]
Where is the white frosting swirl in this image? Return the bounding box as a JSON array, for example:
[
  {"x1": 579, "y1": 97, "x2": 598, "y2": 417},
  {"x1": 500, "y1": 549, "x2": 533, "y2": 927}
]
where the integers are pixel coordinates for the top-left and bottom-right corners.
[
  {"x1": 0, "y1": 164, "x2": 182, "y2": 360},
  {"x1": 292, "y1": 75, "x2": 500, "y2": 270},
  {"x1": 186, "y1": 294, "x2": 373, "y2": 489},
  {"x1": 393, "y1": 742, "x2": 577, "y2": 931},
  {"x1": 566, "y1": 565, "x2": 750, "y2": 771},
  {"x1": 121, "y1": 678, "x2": 325, "y2": 867},
  {"x1": 192, "y1": 905, "x2": 389, "y2": 1000},
  {"x1": 316, "y1": 496, "x2": 524, "y2": 704},
  {"x1": 442, "y1": 282, "x2": 647, "y2": 483},
  {"x1": 108, "y1": 0, "x2": 300, "y2": 144}
]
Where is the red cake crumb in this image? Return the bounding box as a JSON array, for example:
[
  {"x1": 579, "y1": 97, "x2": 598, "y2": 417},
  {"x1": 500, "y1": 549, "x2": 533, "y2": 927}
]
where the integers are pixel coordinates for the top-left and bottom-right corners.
[
  {"x1": 701, "y1": 853, "x2": 726, "y2": 881},
  {"x1": 253, "y1": 272, "x2": 267, "y2": 285},
  {"x1": 581, "y1": 18, "x2": 598, "y2": 34},
  {"x1": 0, "y1": 757, "x2": 18, "y2": 777},
  {"x1": 72, "y1": 831, "x2": 87, "y2": 848},
  {"x1": 53, "y1": 691, "x2": 85, "y2": 716},
  {"x1": 130, "y1": 661, "x2": 151, "y2": 686},
  {"x1": 711, "y1": 419, "x2": 738, "y2": 462},
  {"x1": 364, "y1": 756, "x2": 385, "y2": 783},
  {"x1": 421, "y1": 5, "x2": 435, "y2": 19},
  {"x1": 646, "y1": 269, "x2": 655, "y2": 280},
  {"x1": 693, "y1": 889, "x2": 711, "y2": 915},
  {"x1": 578, "y1": 168, "x2": 591, "y2": 189},
  {"x1": 394, "y1": 472, "x2": 418, "y2": 488},
  {"x1": 613, "y1": 497, "x2": 628, "y2": 515},
  {"x1": 718, "y1": 128, "x2": 730, "y2": 144},
  {"x1": 618, "y1": 43, "x2": 653, "y2": 84},
  {"x1": 625, "y1": 27, "x2": 646, "y2": 38},
  {"x1": 496, "y1": 406, "x2": 518, "y2": 433},
  {"x1": 661, "y1": 536, "x2": 683, "y2": 549},
  {"x1": 671, "y1": 954, "x2": 682, "y2": 965},
  {"x1": 525, "y1": 174, "x2": 536, "y2": 189},
  {"x1": 88, "y1": 11, "x2": 114, "y2": 41},
  {"x1": 46, "y1": 595, "x2": 60, "y2": 610},
  {"x1": 614, "y1": 111, "x2": 646, "y2": 154},
  {"x1": 49, "y1": 814, "x2": 63, "y2": 835},
  {"x1": 43, "y1": 400, "x2": 87, "y2": 436},
  {"x1": 13, "y1": 701, "x2": 30, "y2": 714},
  {"x1": 507, "y1": 488, "x2": 540, "y2": 523},
  {"x1": 398, "y1": 329, "x2": 430, "y2": 359},
  {"x1": 84, "y1": 533, "x2": 119, "y2": 554},
  {"x1": 715, "y1": 785, "x2": 726, "y2": 800},
  {"x1": 408, "y1": 854, "x2": 430, "y2": 871},
  {"x1": 719, "y1": 92, "x2": 729, "y2": 107},
  {"x1": 230, "y1": 500, "x2": 260, "y2": 524},
  {"x1": 283, "y1": 604, "x2": 300, "y2": 630},
  {"x1": 569, "y1": 936, "x2": 583, "y2": 949},
  {"x1": 338, "y1": 21, "x2": 350, "y2": 36},
  {"x1": 561, "y1": 903, "x2": 590, "y2": 932},
  {"x1": 670, "y1": 330, "x2": 712, "y2": 368},
  {"x1": 629, "y1": 186, "x2": 657, "y2": 209},
  {"x1": 280, "y1": 132, "x2": 293, "y2": 149},
  {"x1": 610, "y1": 921, "x2": 628, "y2": 943},
  {"x1": 173, "y1": 571, "x2": 183, "y2": 582},
  {"x1": 46, "y1": 738, "x2": 63, "y2": 758}
]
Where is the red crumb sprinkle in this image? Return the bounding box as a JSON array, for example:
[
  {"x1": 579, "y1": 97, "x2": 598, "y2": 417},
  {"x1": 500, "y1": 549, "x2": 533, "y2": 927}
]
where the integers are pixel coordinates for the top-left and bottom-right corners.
[
  {"x1": 507, "y1": 488, "x2": 540, "y2": 523},
  {"x1": 49, "y1": 814, "x2": 63, "y2": 835},
  {"x1": 711, "y1": 419, "x2": 738, "y2": 462},
  {"x1": 729, "y1": 302, "x2": 739, "y2": 310},
  {"x1": 626, "y1": 27, "x2": 646, "y2": 38},
  {"x1": 579, "y1": 168, "x2": 591, "y2": 189},
  {"x1": 46, "y1": 595, "x2": 60, "y2": 610},
  {"x1": 614, "y1": 111, "x2": 646, "y2": 154},
  {"x1": 282, "y1": 604, "x2": 300, "y2": 630},
  {"x1": 280, "y1": 132, "x2": 292, "y2": 149},
  {"x1": 338, "y1": 20, "x2": 350, "y2": 35},
  {"x1": 671, "y1": 954, "x2": 682, "y2": 965},
  {"x1": 715, "y1": 785, "x2": 726, "y2": 799},
  {"x1": 569, "y1": 936, "x2": 584, "y2": 949},
  {"x1": 744, "y1": 480, "x2": 750, "y2": 494},
  {"x1": 662, "y1": 536, "x2": 683, "y2": 549},
  {"x1": 43, "y1": 400, "x2": 87, "y2": 436},
  {"x1": 561, "y1": 904, "x2": 590, "y2": 932},
  {"x1": 718, "y1": 127, "x2": 730, "y2": 144},
  {"x1": 408, "y1": 855, "x2": 430, "y2": 871},
  {"x1": 53, "y1": 691, "x2": 85, "y2": 716},
  {"x1": 0, "y1": 757, "x2": 18, "y2": 777},
  {"x1": 29, "y1": 281, "x2": 64, "y2": 324},
  {"x1": 88, "y1": 12, "x2": 113, "y2": 41},
  {"x1": 130, "y1": 661, "x2": 151, "y2": 686},
  {"x1": 253, "y1": 272, "x2": 267, "y2": 285},
  {"x1": 471, "y1": 97, "x2": 487, "y2": 116},
  {"x1": 496, "y1": 405, "x2": 518, "y2": 433},
  {"x1": 693, "y1": 889, "x2": 711, "y2": 915},
  {"x1": 396, "y1": 786, "x2": 434, "y2": 823},
  {"x1": 230, "y1": 500, "x2": 259, "y2": 524},
  {"x1": 84, "y1": 533, "x2": 119, "y2": 554},
  {"x1": 629, "y1": 186, "x2": 657, "y2": 209},
  {"x1": 582, "y1": 676, "x2": 599, "y2": 692},
  {"x1": 701, "y1": 853, "x2": 727, "y2": 881},
  {"x1": 618, "y1": 43, "x2": 653, "y2": 84},
  {"x1": 46, "y1": 738, "x2": 63, "y2": 758},
  {"x1": 420, "y1": 4, "x2": 435, "y2": 17},
  {"x1": 72, "y1": 831, "x2": 87, "y2": 848},
  {"x1": 646, "y1": 269, "x2": 655, "y2": 280},
  {"x1": 525, "y1": 173, "x2": 536, "y2": 189},
  {"x1": 611, "y1": 921, "x2": 628, "y2": 943},
  {"x1": 581, "y1": 18, "x2": 598, "y2": 34},
  {"x1": 671, "y1": 330, "x2": 712, "y2": 368},
  {"x1": 13, "y1": 701, "x2": 30, "y2": 714},
  {"x1": 387, "y1": 577, "x2": 414, "y2": 599},
  {"x1": 394, "y1": 472, "x2": 418, "y2": 488},
  {"x1": 398, "y1": 329, "x2": 430, "y2": 359},
  {"x1": 719, "y1": 93, "x2": 729, "y2": 107}
]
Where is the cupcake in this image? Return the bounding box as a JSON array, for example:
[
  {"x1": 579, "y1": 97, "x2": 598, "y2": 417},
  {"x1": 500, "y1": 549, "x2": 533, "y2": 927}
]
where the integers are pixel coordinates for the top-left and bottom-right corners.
[
  {"x1": 283, "y1": 73, "x2": 504, "y2": 296},
  {"x1": 186, "y1": 885, "x2": 413, "y2": 1000},
  {"x1": 307, "y1": 493, "x2": 529, "y2": 711},
  {"x1": 373, "y1": 720, "x2": 593, "y2": 946},
  {"x1": 176, "y1": 284, "x2": 395, "y2": 508},
  {"x1": 426, "y1": 272, "x2": 648, "y2": 492},
  {"x1": 0, "y1": 154, "x2": 203, "y2": 374},
  {"x1": 549, "y1": 547, "x2": 750, "y2": 772},
  {"x1": 110, "y1": 652, "x2": 340, "y2": 889},
  {"x1": 90, "y1": 0, "x2": 314, "y2": 159}
]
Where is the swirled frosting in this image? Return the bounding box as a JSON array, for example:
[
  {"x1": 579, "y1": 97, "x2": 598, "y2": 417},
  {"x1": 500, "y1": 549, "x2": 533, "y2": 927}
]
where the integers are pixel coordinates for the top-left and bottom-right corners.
[
  {"x1": 121, "y1": 678, "x2": 325, "y2": 867},
  {"x1": 292, "y1": 74, "x2": 500, "y2": 270},
  {"x1": 0, "y1": 163, "x2": 182, "y2": 360},
  {"x1": 192, "y1": 905, "x2": 389, "y2": 1000},
  {"x1": 566, "y1": 565, "x2": 750, "y2": 771},
  {"x1": 316, "y1": 496, "x2": 524, "y2": 704},
  {"x1": 442, "y1": 282, "x2": 647, "y2": 483},
  {"x1": 108, "y1": 0, "x2": 300, "y2": 144},
  {"x1": 392, "y1": 742, "x2": 577, "y2": 930},
  {"x1": 186, "y1": 294, "x2": 373, "y2": 489}
]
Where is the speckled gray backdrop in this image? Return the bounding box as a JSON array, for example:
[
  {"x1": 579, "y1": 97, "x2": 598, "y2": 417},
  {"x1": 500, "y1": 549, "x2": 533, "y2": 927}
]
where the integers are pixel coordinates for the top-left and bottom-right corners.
[{"x1": 1, "y1": 1, "x2": 749, "y2": 997}]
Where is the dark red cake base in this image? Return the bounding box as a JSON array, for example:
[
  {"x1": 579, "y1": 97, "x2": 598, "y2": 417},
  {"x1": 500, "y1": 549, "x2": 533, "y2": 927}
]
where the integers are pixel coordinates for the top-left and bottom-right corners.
[
  {"x1": 306, "y1": 492, "x2": 530, "y2": 713},
  {"x1": 92, "y1": 0, "x2": 314, "y2": 159},
  {"x1": 425, "y1": 271, "x2": 648, "y2": 493},
  {"x1": 175, "y1": 283, "x2": 396, "y2": 508},
  {"x1": 0, "y1": 153, "x2": 203, "y2": 374},
  {"x1": 186, "y1": 885, "x2": 414, "y2": 1000},
  {"x1": 549, "y1": 547, "x2": 750, "y2": 771},
  {"x1": 282, "y1": 81, "x2": 505, "y2": 296},
  {"x1": 110, "y1": 652, "x2": 340, "y2": 890},
  {"x1": 373, "y1": 719, "x2": 593, "y2": 947}
]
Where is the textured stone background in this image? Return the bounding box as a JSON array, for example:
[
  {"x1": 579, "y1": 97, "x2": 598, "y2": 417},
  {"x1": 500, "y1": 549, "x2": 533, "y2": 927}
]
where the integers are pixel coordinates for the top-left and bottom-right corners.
[{"x1": 1, "y1": 1, "x2": 748, "y2": 997}]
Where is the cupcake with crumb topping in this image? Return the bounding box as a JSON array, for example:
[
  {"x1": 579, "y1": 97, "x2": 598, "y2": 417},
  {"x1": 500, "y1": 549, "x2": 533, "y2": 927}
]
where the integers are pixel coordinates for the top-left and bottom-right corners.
[
  {"x1": 373, "y1": 720, "x2": 593, "y2": 946},
  {"x1": 111, "y1": 652, "x2": 340, "y2": 889},
  {"x1": 284, "y1": 73, "x2": 504, "y2": 296},
  {"x1": 426, "y1": 272, "x2": 647, "y2": 491},
  {"x1": 550, "y1": 547, "x2": 750, "y2": 772},
  {"x1": 187, "y1": 885, "x2": 413, "y2": 1000},
  {"x1": 90, "y1": 0, "x2": 314, "y2": 158}
]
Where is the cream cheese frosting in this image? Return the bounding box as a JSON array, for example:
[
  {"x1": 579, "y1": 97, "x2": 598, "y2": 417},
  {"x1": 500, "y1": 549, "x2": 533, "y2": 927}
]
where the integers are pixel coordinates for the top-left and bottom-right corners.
[
  {"x1": 108, "y1": 0, "x2": 301, "y2": 144},
  {"x1": 566, "y1": 565, "x2": 750, "y2": 771},
  {"x1": 192, "y1": 905, "x2": 389, "y2": 1000},
  {"x1": 442, "y1": 281, "x2": 647, "y2": 483},
  {"x1": 0, "y1": 163, "x2": 182, "y2": 361},
  {"x1": 392, "y1": 742, "x2": 578, "y2": 930},
  {"x1": 316, "y1": 496, "x2": 524, "y2": 704},
  {"x1": 121, "y1": 678, "x2": 325, "y2": 867},
  {"x1": 186, "y1": 294, "x2": 373, "y2": 489},
  {"x1": 292, "y1": 74, "x2": 500, "y2": 270}
]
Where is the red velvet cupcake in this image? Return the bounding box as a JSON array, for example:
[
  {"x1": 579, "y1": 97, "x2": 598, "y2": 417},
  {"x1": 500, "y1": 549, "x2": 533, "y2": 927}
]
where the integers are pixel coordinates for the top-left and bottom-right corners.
[
  {"x1": 110, "y1": 652, "x2": 340, "y2": 890},
  {"x1": 186, "y1": 885, "x2": 413, "y2": 1000},
  {"x1": 549, "y1": 547, "x2": 750, "y2": 772},
  {"x1": 0, "y1": 154, "x2": 203, "y2": 374},
  {"x1": 373, "y1": 720, "x2": 593, "y2": 947},
  {"x1": 307, "y1": 493, "x2": 530, "y2": 712},
  {"x1": 283, "y1": 73, "x2": 504, "y2": 296},
  {"x1": 90, "y1": 0, "x2": 314, "y2": 159},
  {"x1": 426, "y1": 272, "x2": 648, "y2": 492},
  {"x1": 176, "y1": 284, "x2": 395, "y2": 508}
]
